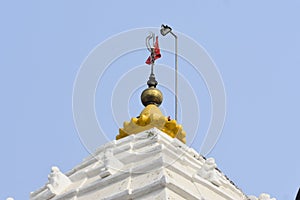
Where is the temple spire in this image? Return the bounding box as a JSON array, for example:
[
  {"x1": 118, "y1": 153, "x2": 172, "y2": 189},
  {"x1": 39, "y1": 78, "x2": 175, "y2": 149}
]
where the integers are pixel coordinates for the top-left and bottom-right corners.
[{"x1": 116, "y1": 31, "x2": 186, "y2": 144}]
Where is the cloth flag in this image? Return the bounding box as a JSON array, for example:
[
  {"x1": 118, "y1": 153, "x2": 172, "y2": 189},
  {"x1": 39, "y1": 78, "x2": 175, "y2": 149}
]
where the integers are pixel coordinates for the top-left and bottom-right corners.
[{"x1": 145, "y1": 36, "x2": 161, "y2": 65}]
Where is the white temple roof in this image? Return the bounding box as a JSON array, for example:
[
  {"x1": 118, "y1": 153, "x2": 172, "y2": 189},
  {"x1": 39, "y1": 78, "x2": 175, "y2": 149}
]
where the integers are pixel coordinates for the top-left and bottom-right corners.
[{"x1": 30, "y1": 128, "x2": 274, "y2": 200}]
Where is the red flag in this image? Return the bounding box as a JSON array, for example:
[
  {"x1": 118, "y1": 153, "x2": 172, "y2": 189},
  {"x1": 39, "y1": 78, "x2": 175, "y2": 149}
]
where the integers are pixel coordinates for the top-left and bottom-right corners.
[
  {"x1": 153, "y1": 36, "x2": 161, "y2": 59},
  {"x1": 145, "y1": 36, "x2": 161, "y2": 65}
]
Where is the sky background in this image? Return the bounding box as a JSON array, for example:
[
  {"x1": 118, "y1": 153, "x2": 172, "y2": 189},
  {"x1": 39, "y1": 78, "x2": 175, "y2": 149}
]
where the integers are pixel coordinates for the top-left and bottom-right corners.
[{"x1": 1, "y1": 1, "x2": 300, "y2": 199}]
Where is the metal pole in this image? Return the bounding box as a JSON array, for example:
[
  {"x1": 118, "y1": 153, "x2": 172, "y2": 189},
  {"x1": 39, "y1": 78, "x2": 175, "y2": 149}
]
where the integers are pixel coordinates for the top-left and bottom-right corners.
[
  {"x1": 151, "y1": 63, "x2": 154, "y2": 75},
  {"x1": 170, "y1": 32, "x2": 178, "y2": 121}
]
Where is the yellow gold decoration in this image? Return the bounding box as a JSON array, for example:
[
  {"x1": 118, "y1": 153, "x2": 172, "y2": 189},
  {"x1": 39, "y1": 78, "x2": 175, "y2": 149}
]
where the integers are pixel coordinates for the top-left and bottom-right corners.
[
  {"x1": 141, "y1": 87, "x2": 163, "y2": 107},
  {"x1": 116, "y1": 104, "x2": 186, "y2": 143}
]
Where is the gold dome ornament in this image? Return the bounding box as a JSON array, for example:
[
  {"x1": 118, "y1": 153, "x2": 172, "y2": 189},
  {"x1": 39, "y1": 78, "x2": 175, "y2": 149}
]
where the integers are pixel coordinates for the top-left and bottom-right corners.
[
  {"x1": 117, "y1": 104, "x2": 186, "y2": 144},
  {"x1": 141, "y1": 87, "x2": 163, "y2": 107}
]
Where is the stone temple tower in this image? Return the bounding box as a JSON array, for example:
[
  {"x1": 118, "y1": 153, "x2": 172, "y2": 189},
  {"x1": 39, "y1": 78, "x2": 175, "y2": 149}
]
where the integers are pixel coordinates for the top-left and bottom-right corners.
[{"x1": 30, "y1": 32, "x2": 275, "y2": 200}]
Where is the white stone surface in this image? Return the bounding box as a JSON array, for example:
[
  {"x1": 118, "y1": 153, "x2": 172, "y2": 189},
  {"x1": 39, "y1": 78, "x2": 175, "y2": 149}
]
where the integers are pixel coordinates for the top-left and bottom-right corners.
[{"x1": 30, "y1": 128, "x2": 271, "y2": 200}]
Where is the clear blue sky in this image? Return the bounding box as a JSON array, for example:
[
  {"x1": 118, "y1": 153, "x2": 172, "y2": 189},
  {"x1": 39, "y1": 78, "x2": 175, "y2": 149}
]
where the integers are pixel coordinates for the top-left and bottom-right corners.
[{"x1": 1, "y1": 1, "x2": 300, "y2": 199}]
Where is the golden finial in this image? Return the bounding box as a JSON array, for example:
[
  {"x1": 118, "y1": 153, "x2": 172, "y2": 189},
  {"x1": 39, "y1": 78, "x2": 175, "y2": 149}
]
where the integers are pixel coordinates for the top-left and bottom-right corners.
[
  {"x1": 116, "y1": 32, "x2": 186, "y2": 143},
  {"x1": 141, "y1": 33, "x2": 163, "y2": 107},
  {"x1": 141, "y1": 87, "x2": 163, "y2": 107}
]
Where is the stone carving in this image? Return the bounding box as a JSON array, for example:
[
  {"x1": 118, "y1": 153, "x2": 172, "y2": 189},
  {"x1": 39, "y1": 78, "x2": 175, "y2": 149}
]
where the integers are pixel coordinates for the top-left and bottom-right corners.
[
  {"x1": 198, "y1": 158, "x2": 223, "y2": 186},
  {"x1": 46, "y1": 166, "x2": 71, "y2": 194}
]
